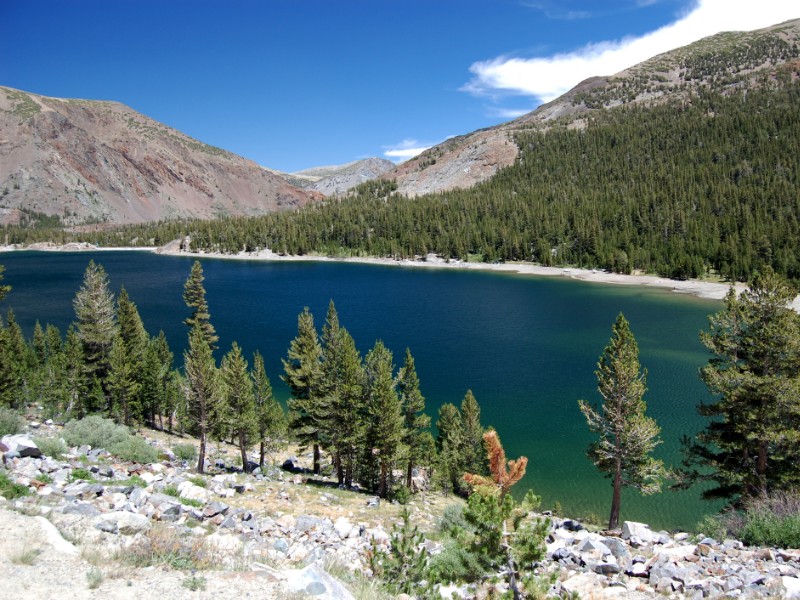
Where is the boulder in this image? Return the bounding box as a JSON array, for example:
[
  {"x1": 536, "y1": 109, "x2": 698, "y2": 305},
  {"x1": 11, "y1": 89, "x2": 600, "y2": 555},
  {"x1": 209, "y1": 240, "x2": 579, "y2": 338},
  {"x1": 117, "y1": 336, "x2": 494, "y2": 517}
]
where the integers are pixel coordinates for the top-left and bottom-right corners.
[
  {"x1": 782, "y1": 576, "x2": 800, "y2": 599},
  {"x1": 2, "y1": 435, "x2": 42, "y2": 458},
  {"x1": 93, "y1": 511, "x2": 152, "y2": 535},
  {"x1": 621, "y1": 521, "x2": 654, "y2": 544},
  {"x1": 203, "y1": 501, "x2": 230, "y2": 518}
]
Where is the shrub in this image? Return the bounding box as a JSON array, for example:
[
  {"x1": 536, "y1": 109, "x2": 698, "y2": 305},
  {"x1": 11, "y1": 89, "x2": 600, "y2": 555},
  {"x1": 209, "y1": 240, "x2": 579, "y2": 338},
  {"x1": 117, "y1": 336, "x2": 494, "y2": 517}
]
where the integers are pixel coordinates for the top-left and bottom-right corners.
[
  {"x1": 391, "y1": 485, "x2": 411, "y2": 505},
  {"x1": 33, "y1": 436, "x2": 67, "y2": 458},
  {"x1": 0, "y1": 407, "x2": 24, "y2": 437},
  {"x1": 70, "y1": 467, "x2": 96, "y2": 482},
  {"x1": 125, "y1": 525, "x2": 218, "y2": 570},
  {"x1": 110, "y1": 436, "x2": 159, "y2": 464},
  {"x1": 62, "y1": 416, "x2": 129, "y2": 449},
  {"x1": 739, "y1": 492, "x2": 800, "y2": 548},
  {"x1": 173, "y1": 444, "x2": 197, "y2": 462},
  {"x1": 127, "y1": 475, "x2": 148, "y2": 488},
  {"x1": 0, "y1": 471, "x2": 30, "y2": 499},
  {"x1": 188, "y1": 476, "x2": 206, "y2": 488}
]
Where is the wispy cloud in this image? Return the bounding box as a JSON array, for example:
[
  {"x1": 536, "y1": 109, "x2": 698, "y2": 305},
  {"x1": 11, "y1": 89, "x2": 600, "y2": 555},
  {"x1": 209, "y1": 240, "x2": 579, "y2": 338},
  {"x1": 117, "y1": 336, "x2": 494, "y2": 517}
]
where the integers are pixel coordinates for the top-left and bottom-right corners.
[
  {"x1": 487, "y1": 107, "x2": 534, "y2": 119},
  {"x1": 383, "y1": 138, "x2": 434, "y2": 162},
  {"x1": 464, "y1": 0, "x2": 799, "y2": 106},
  {"x1": 520, "y1": 1, "x2": 592, "y2": 20}
]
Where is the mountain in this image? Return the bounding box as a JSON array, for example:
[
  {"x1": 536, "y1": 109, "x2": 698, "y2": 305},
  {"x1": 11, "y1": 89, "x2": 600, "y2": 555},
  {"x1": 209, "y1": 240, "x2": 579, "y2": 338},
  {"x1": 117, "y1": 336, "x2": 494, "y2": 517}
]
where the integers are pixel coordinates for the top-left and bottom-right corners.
[
  {"x1": 269, "y1": 158, "x2": 395, "y2": 196},
  {"x1": 0, "y1": 87, "x2": 320, "y2": 227},
  {"x1": 387, "y1": 18, "x2": 800, "y2": 196}
]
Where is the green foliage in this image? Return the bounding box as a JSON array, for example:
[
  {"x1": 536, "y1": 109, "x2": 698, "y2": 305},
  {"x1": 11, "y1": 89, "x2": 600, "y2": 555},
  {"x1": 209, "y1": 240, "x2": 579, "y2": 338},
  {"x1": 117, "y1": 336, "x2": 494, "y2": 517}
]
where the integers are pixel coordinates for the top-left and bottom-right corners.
[
  {"x1": 282, "y1": 307, "x2": 325, "y2": 475},
  {"x1": 127, "y1": 475, "x2": 148, "y2": 488},
  {"x1": 173, "y1": 443, "x2": 197, "y2": 462},
  {"x1": 32, "y1": 436, "x2": 67, "y2": 458},
  {"x1": 700, "y1": 492, "x2": 800, "y2": 548},
  {"x1": 86, "y1": 567, "x2": 103, "y2": 590},
  {"x1": 220, "y1": 341, "x2": 257, "y2": 470},
  {"x1": 683, "y1": 268, "x2": 800, "y2": 502},
  {"x1": 579, "y1": 313, "x2": 664, "y2": 529},
  {"x1": 182, "y1": 574, "x2": 207, "y2": 591},
  {"x1": 0, "y1": 471, "x2": 30, "y2": 499},
  {"x1": 252, "y1": 351, "x2": 286, "y2": 468},
  {"x1": 183, "y1": 325, "x2": 222, "y2": 474},
  {"x1": 57, "y1": 79, "x2": 800, "y2": 285},
  {"x1": 370, "y1": 508, "x2": 432, "y2": 597},
  {"x1": 391, "y1": 484, "x2": 411, "y2": 505},
  {"x1": 110, "y1": 435, "x2": 159, "y2": 464},
  {"x1": 73, "y1": 260, "x2": 117, "y2": 412},
  {"x1": 62, "y1": 415, "x2": 130, "y2": 449},
  {"x1": 0, "y1": 406, "x2": 24, "y2": 436},
  {"x1": 70, "y1": 467, "x2": 96, "y2": 482},
  {"x1": 183, "y1": 261, "x2": 218, "y2": 349}
]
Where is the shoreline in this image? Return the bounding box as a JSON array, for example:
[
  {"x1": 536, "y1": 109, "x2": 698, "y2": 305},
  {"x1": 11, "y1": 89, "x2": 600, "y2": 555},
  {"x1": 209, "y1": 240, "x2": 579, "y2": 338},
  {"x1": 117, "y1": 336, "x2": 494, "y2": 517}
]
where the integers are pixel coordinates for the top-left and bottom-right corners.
[{"x1": 0, "y1": 241, "x2": 747, "y2": 303}]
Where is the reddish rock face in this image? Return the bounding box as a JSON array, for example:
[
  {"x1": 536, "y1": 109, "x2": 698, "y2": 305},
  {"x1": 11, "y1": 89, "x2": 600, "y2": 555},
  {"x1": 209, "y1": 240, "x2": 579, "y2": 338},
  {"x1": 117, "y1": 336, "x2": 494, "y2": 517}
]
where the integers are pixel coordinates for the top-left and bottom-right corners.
[{"x1": 0, "y1": 87, "x2": 320, "y2": 226}]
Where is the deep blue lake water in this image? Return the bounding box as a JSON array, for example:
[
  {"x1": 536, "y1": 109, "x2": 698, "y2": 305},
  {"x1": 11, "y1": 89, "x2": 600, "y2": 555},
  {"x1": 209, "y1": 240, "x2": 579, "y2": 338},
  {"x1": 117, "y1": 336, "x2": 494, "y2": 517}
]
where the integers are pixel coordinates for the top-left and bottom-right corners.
[{"x1": 0, "y1": 251, "x2": 723, "y2": 529}]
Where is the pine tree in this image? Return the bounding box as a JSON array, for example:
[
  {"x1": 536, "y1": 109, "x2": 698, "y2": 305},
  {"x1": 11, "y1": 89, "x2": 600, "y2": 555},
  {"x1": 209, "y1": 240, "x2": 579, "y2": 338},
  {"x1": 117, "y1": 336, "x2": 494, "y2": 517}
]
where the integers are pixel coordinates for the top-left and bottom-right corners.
[
  {"x1": 683, "y1": 268, "x2": 800, "y2": 502},
  {"x1": 436, "y1": 402, "x2": 465, "y2": 495},
  {"x1": 62, "y1": 325, "x2": 86, "y2": 418},
  {"x1": 460, "y1": 389, "x2": 486, "y2": 478},
  {"x1": 73, "y1": 260, "x2": 117, "y2": 403},
  {"x1": 463, "y1": 431, "x2": 548, "y2": 600},
  {"x1": 107, "y1": 335, "x2": 141, "y2": 426},
  {"x1": 183, "y1": 325, "x2": 221, "y2": 474},
  {"x1": 397, "y1": 348, "x2": 430, "y2": 488},
  {"x1": 0, "y1": 263, "x2": 10, "y2": 301},
  {"x1": 282, "y1": 307, "x2": 325, "y2": 475},
  {"x1": 140, "y1": 331, "x2": 174, "y2": 428},
  {"x1": 116, "y1": 286, "x2": 149, "y2": 423},
  {"x1": 320, "y1": 301, "x2": 365, "y2": 486},
  {"x1": 221, "y1": 342, "x2": 257, "y2": 471},
  {"x1": 363, "y1": 340, "x2": 404, "y2": 498},
  {"x1": 32, "y1": 321, "x2": 46, "y2": 365},
  {"x1": 578, "y1": 313, "x2": 665, "y2": 530},
  {"x1": 252, "y1": 351, "x2": 286, "y2": 468},
  {"x1": 183, "y1": 261, "x2": 218, "y2": 350}
]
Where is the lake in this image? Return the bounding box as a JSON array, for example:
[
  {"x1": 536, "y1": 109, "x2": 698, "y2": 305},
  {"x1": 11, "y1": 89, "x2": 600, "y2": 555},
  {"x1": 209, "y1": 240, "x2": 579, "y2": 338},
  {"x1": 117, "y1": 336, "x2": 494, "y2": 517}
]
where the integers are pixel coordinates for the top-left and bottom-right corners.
[{"x1": 0, "y1": 251, "x2": 723, "y2": 529}]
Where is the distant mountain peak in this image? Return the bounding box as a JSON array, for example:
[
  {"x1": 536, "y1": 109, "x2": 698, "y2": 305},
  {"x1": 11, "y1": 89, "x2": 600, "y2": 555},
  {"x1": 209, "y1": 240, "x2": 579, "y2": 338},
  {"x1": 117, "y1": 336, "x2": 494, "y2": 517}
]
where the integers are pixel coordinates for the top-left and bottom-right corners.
[
  {"x1": 0, "y1": 86, "x2": 320, "y2": 227},
  {"x1": 385, "y1": 17, "x2": 800, "y2": 197}
]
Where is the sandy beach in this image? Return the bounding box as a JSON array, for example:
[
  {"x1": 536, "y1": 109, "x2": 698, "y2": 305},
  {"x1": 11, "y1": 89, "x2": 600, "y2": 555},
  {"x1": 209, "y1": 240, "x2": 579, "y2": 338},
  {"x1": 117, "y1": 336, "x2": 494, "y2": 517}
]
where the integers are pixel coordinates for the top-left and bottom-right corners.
[{"x1": 0, "y1": 241, "x2": 762, "y2": 304}]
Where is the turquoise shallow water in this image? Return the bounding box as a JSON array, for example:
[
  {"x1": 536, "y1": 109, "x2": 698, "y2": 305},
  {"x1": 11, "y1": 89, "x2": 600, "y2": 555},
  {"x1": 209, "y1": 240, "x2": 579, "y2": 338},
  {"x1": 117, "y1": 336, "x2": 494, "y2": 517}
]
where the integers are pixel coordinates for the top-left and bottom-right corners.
[{"x1": 0, "y1": 251, "x2": 723, "y2": 529}]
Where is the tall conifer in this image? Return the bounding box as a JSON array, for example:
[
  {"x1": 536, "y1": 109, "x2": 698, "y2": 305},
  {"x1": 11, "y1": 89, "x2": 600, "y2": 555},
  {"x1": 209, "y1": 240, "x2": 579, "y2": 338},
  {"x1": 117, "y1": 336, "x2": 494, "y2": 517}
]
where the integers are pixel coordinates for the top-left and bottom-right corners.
[
  {"x1": 579, "y1": 313, "x2": 664, "y2": 530},
  {"x1": 282, "y1": 308, "x2": 325, "y2": 474}
]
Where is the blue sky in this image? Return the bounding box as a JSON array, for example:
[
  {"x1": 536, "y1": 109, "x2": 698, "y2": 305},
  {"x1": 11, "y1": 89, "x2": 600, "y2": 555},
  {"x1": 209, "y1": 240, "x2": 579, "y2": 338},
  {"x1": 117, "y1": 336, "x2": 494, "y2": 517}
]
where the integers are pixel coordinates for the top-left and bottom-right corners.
[{"x1": 1, "y1": 1, "x2": 796, "y2": 172}]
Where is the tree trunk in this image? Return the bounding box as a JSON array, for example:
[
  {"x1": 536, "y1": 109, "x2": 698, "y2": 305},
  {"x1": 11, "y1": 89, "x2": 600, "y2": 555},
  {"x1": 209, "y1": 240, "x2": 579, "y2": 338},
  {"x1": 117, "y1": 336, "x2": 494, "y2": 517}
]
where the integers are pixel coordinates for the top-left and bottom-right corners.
[
  {"x1": 197, "y1": 433, "x2": 206, "y2": 474},
  {"x1": 239, "y1": 432, "x2": 249, "y2": 473},
  {"x1": 336, "y1": 450, "x2": 344, "y2": 486},
  {"x1": 313, "y1": 443, "x2": 321, "y2": 475},
  {"x1": 259, "y1": 441, "x2": 265, "y2": 468},
  {"x1": 756, "y1": 441, "x2": 768, "y2": 498},
  {"x1": 609, "y1": 460, "x2": 622, "y2": 530},
  {"x1": 406, "y1": 459, "x2": 413, "y2": 488},
  {"x1": 378, "y1": 460, "x2": 388, "y2": 498}
]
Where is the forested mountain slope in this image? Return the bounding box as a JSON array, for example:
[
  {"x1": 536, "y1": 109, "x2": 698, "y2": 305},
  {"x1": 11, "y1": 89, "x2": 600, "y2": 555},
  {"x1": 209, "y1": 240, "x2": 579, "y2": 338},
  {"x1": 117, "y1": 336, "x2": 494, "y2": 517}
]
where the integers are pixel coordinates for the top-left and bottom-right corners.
[{"x1": 387, "y1": 18, "x2": 800, "y2": 197}]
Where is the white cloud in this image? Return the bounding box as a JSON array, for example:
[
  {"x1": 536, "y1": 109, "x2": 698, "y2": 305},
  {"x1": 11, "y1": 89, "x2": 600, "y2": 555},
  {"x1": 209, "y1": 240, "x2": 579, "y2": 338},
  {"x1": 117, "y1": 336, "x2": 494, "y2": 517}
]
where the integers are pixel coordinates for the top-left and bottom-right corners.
[
  {"x1": 464, "y1": 0, "x2": 799, "y2": 104},
  {"x1": 383, "y1": 139, "x2": 434, "y2": 161},
  {"x1": 487, "y1": 107, "x2": 534, "y2": 119}
]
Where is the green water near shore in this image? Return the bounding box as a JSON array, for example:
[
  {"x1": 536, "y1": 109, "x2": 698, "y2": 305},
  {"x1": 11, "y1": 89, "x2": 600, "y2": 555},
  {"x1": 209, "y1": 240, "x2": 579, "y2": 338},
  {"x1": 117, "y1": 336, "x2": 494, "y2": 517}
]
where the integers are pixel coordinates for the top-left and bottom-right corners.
[{"x1": 0, "y1": 251, "x2": 723, "y2": 529}]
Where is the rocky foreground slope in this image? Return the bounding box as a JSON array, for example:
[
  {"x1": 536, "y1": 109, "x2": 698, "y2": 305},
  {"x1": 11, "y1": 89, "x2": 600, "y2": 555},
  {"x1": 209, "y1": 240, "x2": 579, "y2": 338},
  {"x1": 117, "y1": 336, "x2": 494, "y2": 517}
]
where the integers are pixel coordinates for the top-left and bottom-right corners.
[
  {"x1": 3, "y1": 424, "x2": 800, "y2": 599},
  {"x1": 0, "y1": 86, "x2": 320, "y2": 227}
]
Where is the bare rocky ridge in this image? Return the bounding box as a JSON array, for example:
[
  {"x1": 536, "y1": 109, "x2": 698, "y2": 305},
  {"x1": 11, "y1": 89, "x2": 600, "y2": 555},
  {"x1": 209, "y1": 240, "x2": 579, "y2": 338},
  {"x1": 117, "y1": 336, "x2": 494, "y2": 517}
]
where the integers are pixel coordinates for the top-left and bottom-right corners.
[
  {"x1": 0, "y1": 87, "x2": 321, "y2": 226},
  {"x1": 386, "y1": 18, "x2": 800, "y2": 197},
  {"x1": 266, "y1": 158, "x2": 396, "y2": 197}
]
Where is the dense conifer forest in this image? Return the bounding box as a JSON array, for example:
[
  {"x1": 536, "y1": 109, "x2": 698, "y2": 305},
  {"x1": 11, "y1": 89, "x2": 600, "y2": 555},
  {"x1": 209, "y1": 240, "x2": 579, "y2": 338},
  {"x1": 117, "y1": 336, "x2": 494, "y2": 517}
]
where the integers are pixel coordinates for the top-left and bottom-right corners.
[{"x1": 7, "y1": 75, "x2": 800, "y2": 283}]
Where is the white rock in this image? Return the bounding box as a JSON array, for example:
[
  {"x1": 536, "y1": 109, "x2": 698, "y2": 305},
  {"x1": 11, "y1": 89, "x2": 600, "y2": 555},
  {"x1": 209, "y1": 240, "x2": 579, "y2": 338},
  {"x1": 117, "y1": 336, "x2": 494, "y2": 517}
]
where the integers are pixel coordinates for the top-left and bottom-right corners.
[
  {"x1": 93, "y1": 511, "x2": 152, "y2": 535},
  {"x1": 622, "y1": 521, "x2": 654, "y2": 544},
  {"x1": 34, "y1": 516, "x2": 79, "y2": 556},
  {"x1": 333, "y1": 517, "x2": 353, "y2": 539},
  {"x1": 177, "y1": 480, "x2": 211, "y2": 502},
  {"x1": 783, "y1": 576, "x2": 800, "y2": 599}
]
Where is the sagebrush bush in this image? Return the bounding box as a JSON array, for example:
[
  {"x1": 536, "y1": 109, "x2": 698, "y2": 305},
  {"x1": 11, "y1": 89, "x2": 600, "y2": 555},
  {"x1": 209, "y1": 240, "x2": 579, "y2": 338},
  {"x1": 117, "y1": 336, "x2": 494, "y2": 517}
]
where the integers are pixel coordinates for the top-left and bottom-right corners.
[
  {"x1": 62, "y1": 416, "x2": 130, "y2": 449},
  {"x1": 0, "y1": 471, "x2": 30, "y2": 499},
  {"x1": 33, "y1": 436, "x2": 67, "y2": 458},
  {"x1": 0, "y1": 407, "x2": 24, "y2": 437},
  {"x1": 698, "y1": 492, "x2": 800, "y2": 548},
  {"x1": 173, "y1": 443, "x2": 196, "y2": 462},
  {"x1": 110, "y1": 436, "x2": 159, "y2": 464}
]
